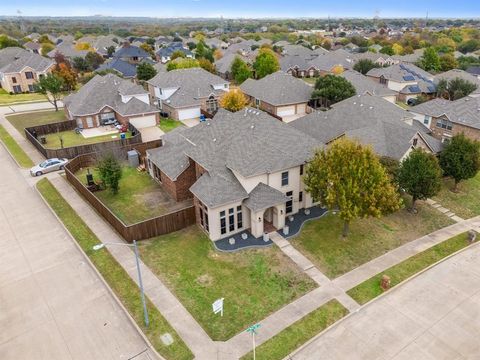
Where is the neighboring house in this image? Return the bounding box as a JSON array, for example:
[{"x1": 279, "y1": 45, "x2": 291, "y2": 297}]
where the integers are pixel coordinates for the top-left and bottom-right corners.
[
  {"x1": 408, "y1": 96, "x2": 480, "y2": 142},
  {"x1": 215, "y1": 53, "x2": 252, "y2": 80},
  {"x1": 146, "y1": 108, "x2": 321, "y2": 241},
  {"x1": 281, "y1": 44, "x2": 314, "y2": 57},
  {"x1": 290, "y1": 94, "x2": 441, "y2": 161},
  {"x1": 354, "y1": 51, "x2": 399, "y2": 66},
  {"x1": 205, "y1": 38, "x2": 228, "y2": 49},
  {"x1": 112, "y1": 43, "x2": 151, "y2": 64},
  {"x1": 23, "y1": 41, "x2": 41, "y2": 54},
  {"x1": 340, "y1": 70, "x2": 397, "y2": 103},
  {"x1": 240, "y1": 71, "x2": 313, "y2": 122},
  {"x1": 63, "y1": 73, "x2": 160, "y2": 130},
  {"x1": 47, "y1": 41, "x2": 89, "y2": 59},
  {"x1": 147, "y1": 67, "x2": 230, "y2": 120},
  {"x1": 0, "y1": 47, "x2": 54, "y2": 93},
  {"x1": 392, "y1": 48, "x2": 425, "y2": 64},
  {"x1": 466, "y1": 66, "x2": 480, "y2": 79},
  {"x1": 434, "y1": 69, "x2": 480, "y2": 98},
  {"x1": 156, "y1": 42, "x2": 193, "y2": 63},
  {"x1": 93, "y1": 35, "x2": 123, "y2": 58},
  {"x1": 97, "y1": 58, "x2": 139, "y2": 79},
  {"x1": 307, "y1": 49, "x2": 355, "y2": 75},
  {"x1": 366, "y1": 63, "x2": 436, "y2": 104},
  {"x1": 280, "y1": 55, "x2": 318, "y2": 77}
]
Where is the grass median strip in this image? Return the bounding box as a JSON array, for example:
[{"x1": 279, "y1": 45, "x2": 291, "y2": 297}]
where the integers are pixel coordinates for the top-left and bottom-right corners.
[
  {"x1": 0, "y1": 124, "x2": 34, "y2": 167},
  {"x1": 347, "y1": 232, "x2": 475, "y2": 305},
  {"x1": 36, "y1": 178, "x2": 193, "y2": 360},
  {"x1": 240, "y1": 300, "x2": 348, "y2": 360}
]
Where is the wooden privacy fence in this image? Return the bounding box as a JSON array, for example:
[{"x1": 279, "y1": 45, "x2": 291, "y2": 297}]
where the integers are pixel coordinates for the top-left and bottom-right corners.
[
  {"x1": 25, "y1": 120, "x2": 144, "y2": 159},
  {"x1": 65, "y1": 153, "x2": 196, "y2": 242}
]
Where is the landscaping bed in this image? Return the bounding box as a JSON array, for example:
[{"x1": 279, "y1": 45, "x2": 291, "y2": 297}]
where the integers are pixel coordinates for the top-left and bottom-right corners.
[
  {"x1": 433, "y1": 173, "x2": 480, "y2": 219},
  {"x1": 0, "y1": 124, "x2": 34, "y2": 167},
  {"x1": 75, "y1": 166, "x2": 190, "y2": 224},
  {"x1": 6, "y1": 110, "x2": 66, "y2": 136},
  {"x1": 36, "y1": 178, "x2": 193, "y2": 360},
  {"x1": 290, "y1": 199, "x2": 455, "y2": 278},
  {"x1": 138, "y1": 226, "x2": 317, "y2": 340},
  {"x1": 347, "y1": 232, "x2": 475, "y2": 305},
  {"x1": 159, "y1": 118, "x2": 184, "y2": 133},
  {"x1": 240, "y1": 300, "x2": 348, "y2": 360}
]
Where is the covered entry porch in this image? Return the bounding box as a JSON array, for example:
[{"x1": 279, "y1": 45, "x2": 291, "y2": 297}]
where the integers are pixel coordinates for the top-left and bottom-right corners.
[{"x1": 244, "y1": 183, "x2": 288, "y2": 238}]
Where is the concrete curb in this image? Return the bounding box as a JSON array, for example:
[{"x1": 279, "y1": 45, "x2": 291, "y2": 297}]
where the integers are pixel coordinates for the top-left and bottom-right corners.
[
  {"x1": 35, "y1": 182, "x2": 166, "y2": 360},
  {"x1": 285, "y1": 236, "x2": 480, "y2": 360}
]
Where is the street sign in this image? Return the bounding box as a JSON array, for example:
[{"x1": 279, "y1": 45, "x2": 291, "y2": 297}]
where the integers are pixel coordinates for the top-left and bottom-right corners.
[
  {"x1": 246, "y1": 323, "x2": 261, "y2": 334},
  {"x1": 212, "y1": 298, "x2": 224, "y2": 316}
]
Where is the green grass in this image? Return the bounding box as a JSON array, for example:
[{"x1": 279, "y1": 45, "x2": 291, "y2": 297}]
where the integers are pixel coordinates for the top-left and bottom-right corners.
[
  {"x1": 6, "y1": 110, "x2": 66, "y2": 136},
  {"x1": 302, "y1": 77, "x2": 318, "y2": 85},
  {"x1": 36, "y1": 178, "x2": 193, "y2": 360},
  {"x1": 138, "y1": 226, "x2": 317, "y2": 340},
  {"x1": 43, "y1": 130, "x2": 131, "y2": 149},
  {"x1": 0, "y1": 124, "x2": 34, "y2": 167},
  {"x1": 433, "y1": 173, "x2": 480, "y2": 219},
  {"x1": 291, "y1": 198, "x2": 454, "y2": 278},
  {"x1": 76, "y1": 166, "x2": 180, "y2": 224},
  {"x1": 240, "y1": 300, "x2": 348, "y2": 360},
  {"x1": 0, "y1": 88, "x2": 47, "y2": 105},
  {"x1": 347, "y1": 232, "x2": 474, "y2": 305},
  {"x1": 395, "y1": 101, "x2": 410, "y2": 109},
  {"x1": 159, "y1": 118, "x2": 184, "y2": 132}
]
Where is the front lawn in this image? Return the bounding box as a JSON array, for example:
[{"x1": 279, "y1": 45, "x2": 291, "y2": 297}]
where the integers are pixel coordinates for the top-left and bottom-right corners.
[
  {"x1": 44, "y1": 130, "x2": 131, "y2": 149},
  {"x1": 0, "y1": 89, "x2": 47, "y2": 105},
  {"x1": 6, "y1": 110, "x2": 66, "y2": 136},
  {"x1": 159, "y1": 118, "x2": 184, "y2": 133},
  {"x1": 290, "y1": 199, "x2": 454, "y2": 278},
  {"x1": 36, "y1": 178, "x2": 193, "y2": 360},
  {"x1": 0, "y1": 124, "x2": 34, "y2": 167},
  {"x1": 138, "y1": 226, "x2": 317, "y2": 340},
  {"x1": 240, "y1": 300, "x2": 348, "y2": 360},
  {"x1": 76, "y1": 166, "x2": 186, "y2": 224},
  {"x1": 302, "y1": 77, "x2": 318, "y2": 85},
  {"x1": 433, "y1": 173, "x2": 480, "y2": 219},
  {"x1": 347, "y1": 232, "x2": 474, "y2": 305}
]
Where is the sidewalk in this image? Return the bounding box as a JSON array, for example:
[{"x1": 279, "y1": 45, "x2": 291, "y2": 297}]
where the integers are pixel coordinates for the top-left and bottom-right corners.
[
  {"x1": 333, "y1": 216, "x2": 480, "y2": 291},
  {"x1": 49, "y1": 175, "x2": 218, "y2": 360}
]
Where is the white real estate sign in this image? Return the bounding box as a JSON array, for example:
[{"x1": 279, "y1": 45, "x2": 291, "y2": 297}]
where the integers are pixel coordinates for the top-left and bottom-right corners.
[{"x1": 212, "y1": 298, "x2": 224, "y2": 316}]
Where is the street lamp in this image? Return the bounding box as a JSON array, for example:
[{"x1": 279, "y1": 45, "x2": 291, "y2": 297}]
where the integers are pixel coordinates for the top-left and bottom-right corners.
[
  {"x1": 246, "y1": 323, "x2": 261, "y2": 360},
  {"x1": 92, "y1": 240, "x2": 149, "y2": 327}
]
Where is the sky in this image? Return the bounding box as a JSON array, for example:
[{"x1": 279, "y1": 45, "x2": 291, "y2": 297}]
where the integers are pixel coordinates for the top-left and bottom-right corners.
[{"x1": 2, "y1": 0, "x2": 480, "y2": 19}]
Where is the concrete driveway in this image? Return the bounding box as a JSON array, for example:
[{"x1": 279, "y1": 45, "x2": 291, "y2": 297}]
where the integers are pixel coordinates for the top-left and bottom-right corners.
[
  {"x1": 290, "y1": 243, "x2": 480, "y2": 360},
  {"x1": 0, "y1": 138, "x2": 156, "y2": 358}
]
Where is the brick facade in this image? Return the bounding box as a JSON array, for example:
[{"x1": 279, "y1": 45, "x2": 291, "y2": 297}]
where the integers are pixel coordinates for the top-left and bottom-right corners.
[
  {"x1": 428, "y1": 116, "x2": 480, "y2": 142},
  {"x1": 1, "y1": 65, "x2": 54, "y2": 93},
  {"x1": 158, "y1": 158, "x2": 196, "y2": 202}
]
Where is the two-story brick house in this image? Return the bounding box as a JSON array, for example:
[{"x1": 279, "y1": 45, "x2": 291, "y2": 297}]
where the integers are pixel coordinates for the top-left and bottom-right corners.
[
  {"x1": 0, "y1": 47, "x2": 54, "y2": 93},
  {"x1": 147, "y1": 67, "x2": 230, "y2": 121},
  {"x1": 146, "y1": 108, "x2": 322, "y2": 241},
  {"x1": 408, "y1": 96, "x2": 480, "y2": 142}
]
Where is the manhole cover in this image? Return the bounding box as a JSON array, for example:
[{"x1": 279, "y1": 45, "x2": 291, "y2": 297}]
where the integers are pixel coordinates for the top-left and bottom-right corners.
[{"x1": 160, "y1": 333, "x2": 174, "y2": 346}]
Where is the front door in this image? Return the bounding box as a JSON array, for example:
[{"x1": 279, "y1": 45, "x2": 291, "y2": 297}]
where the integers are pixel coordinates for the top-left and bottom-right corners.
[{"x1": 86, "y1": 117, "x2": 94, "y2": 128}]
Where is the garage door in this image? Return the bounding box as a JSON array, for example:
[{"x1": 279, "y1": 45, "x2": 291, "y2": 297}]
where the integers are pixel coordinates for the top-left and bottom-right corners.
[
  {"x1": 129, "y1": 115, "x2": 157, "y2": 129},
  {"x1": 277, "y1": 106, "x2": 296, "y2": 117},
  {"x1": 178, "y1": 107, "x2": 201, "y2": 120}
]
